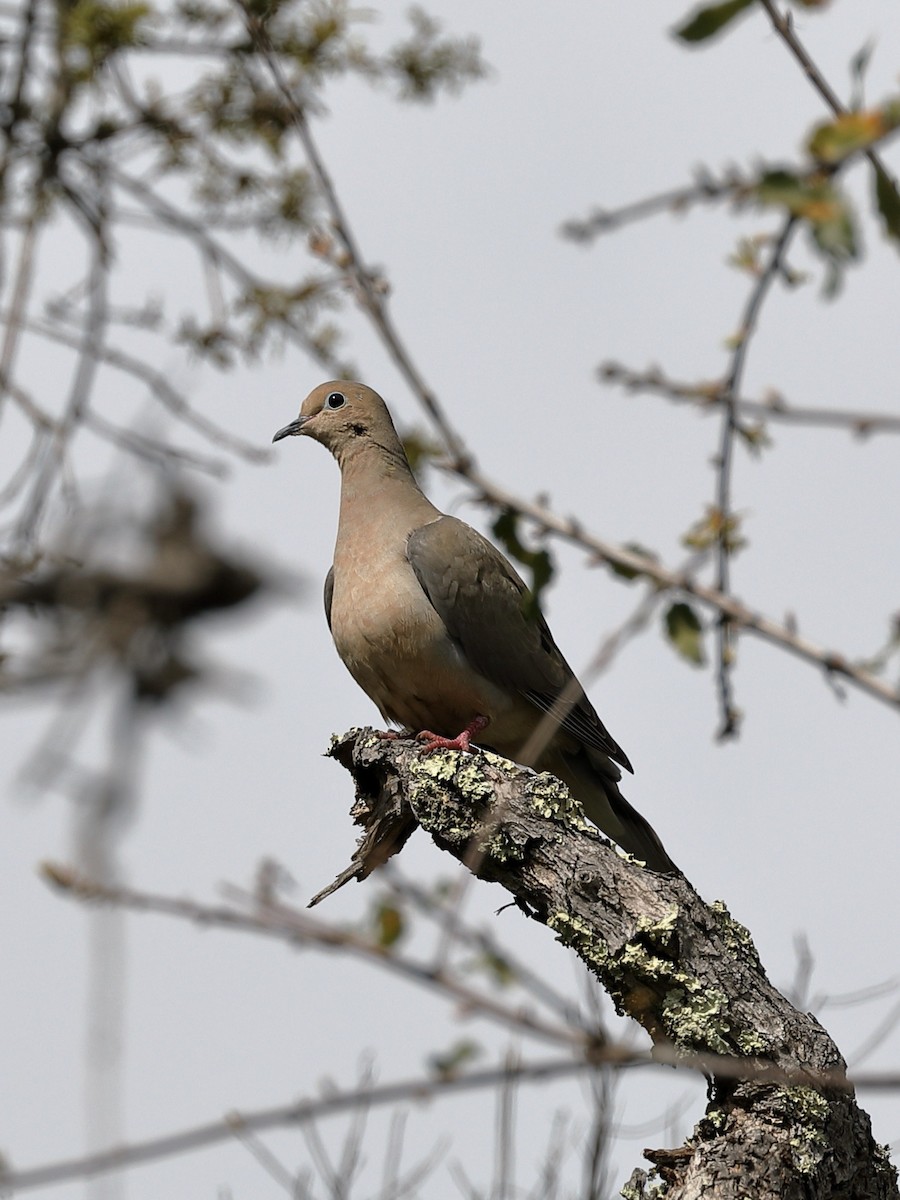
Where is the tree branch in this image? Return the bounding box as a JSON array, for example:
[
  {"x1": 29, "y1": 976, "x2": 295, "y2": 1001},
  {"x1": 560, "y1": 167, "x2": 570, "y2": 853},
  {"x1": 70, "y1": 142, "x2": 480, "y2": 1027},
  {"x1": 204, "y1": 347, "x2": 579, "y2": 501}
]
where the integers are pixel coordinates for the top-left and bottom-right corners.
[{"x1": 319, "y1": 729, "x2": 897, "y2": 1199}]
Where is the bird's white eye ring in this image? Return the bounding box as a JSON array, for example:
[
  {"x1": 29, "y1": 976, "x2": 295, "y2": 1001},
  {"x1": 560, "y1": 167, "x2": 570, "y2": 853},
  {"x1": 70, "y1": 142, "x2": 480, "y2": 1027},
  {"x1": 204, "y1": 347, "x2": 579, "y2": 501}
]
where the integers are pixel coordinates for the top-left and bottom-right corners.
[{"x1": 326, "y1": 391, "x2": 346, "y2": 409}]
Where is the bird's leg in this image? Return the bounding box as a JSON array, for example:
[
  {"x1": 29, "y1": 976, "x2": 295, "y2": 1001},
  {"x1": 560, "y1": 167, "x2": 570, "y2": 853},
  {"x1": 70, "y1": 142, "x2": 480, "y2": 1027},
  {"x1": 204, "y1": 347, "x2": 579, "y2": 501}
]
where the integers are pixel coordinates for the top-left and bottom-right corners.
[{"x1": 416, "y1": 714, "x2": 490, "y2": 754}]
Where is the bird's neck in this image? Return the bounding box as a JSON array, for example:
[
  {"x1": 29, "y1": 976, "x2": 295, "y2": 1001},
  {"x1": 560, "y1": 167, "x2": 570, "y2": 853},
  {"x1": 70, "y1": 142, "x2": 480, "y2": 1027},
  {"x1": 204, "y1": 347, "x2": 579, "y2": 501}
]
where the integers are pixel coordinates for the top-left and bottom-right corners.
[{"x1": 336, "y1": 443, "x2": 440, "y2": 535}]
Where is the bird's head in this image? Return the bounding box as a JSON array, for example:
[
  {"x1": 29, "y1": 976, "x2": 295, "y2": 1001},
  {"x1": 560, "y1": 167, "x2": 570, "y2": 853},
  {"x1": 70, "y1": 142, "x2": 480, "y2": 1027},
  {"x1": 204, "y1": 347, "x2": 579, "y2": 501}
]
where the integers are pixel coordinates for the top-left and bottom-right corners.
[{"x1": 272, "y1": 381, "x2": 400, "y2": 464}]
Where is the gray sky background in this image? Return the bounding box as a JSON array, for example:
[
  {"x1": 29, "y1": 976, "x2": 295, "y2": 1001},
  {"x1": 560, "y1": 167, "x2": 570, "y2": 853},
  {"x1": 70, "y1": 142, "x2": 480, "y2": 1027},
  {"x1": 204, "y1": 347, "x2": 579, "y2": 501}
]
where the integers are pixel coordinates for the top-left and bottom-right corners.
[{"x1": 3, "y1": 3, "x2": 900, "y2": 1197}]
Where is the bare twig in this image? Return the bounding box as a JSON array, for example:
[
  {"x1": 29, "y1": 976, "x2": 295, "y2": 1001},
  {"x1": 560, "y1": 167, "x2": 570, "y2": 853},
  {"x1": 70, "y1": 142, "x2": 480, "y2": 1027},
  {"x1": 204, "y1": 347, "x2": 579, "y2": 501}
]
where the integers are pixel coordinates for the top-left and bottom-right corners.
[
  {"x1": 42, "y1": 867, "x2": 586, "y2": 1050},
  {"x1": 453, "y1": 461, "x2": 900, "y2": 712},
  {"x1": 712, "y1": 214, "x2": 797, "y2": 739},
  {"x1": 0, "y1": 204, "x2": 41, "y2": 425},
  {"x1": 7, "y1": 1032, "x2": 899, "y2": 1200},
  {"x1": 232, "y1": 0, "x2": 472, "y2": 471},
  {"x1": 561, "y1": 168, "x2": 749, "y2": 241},
  {"x1": 601, "y1": 361, "x2": 900, "y2": 438},
  {"x1": 0, "y1": 1057, "x2": 592, "y2": 1195},
  {"x1": 383, "y1": 867, "x2": 590, "y2": 1032},
  {"x1": 13, "y1": 312, "x2": 268, "y2": 463},
  {"x1": 15, "y1": 197, "x2": 110, "y2": 544}
]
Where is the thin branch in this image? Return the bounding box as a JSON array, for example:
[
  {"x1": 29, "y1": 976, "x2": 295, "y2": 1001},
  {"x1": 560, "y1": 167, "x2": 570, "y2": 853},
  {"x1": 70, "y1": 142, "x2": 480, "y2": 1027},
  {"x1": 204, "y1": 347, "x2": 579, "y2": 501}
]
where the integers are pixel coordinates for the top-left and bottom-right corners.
[
  {"x1": 712, "y1": 214, "x2": 797, "y2": 739},
  {"x1": 383, "y1": 867, "x2": 590, "y2": 1033},
  {"x1": 0, "y1": 1057, "x2": 591, "y2": 1196},
  {"x1": 108, "y1": 167, "x2": 338, "y2": 372},
  {"x1": 232, "y1": 0, "x2": 472, "y2": 472},
  {"x1": 14, "y1": 204, "x2": 110, "y2": 545},
  {"x1": 6, "y1": 1025, "x2": 899, "y2": 1200},
  {"x1": 0, "y1": 203, "x2": 41, "y2": 425},
  {"x1": 491, "y1": 1052, "x2": 519, "y2": 1200},
  {"x1": 42, "y1": 867, "x2": 585, "y2": 1050},
  {"x1": 450, "y1": 461, "x2": 900, "y2": 712},
  {"x1": 561, "y1": 168, "x2": 748, "y2": 242},
  {"x1": 601, "y1": 360, "x2": 900, "y2": 438},
  {"x1": 758, "y1": 0, "x2": 900, "y2": 197},
  {"x1": 13, "y1": 311, "x2": 268, "y2": 463}
]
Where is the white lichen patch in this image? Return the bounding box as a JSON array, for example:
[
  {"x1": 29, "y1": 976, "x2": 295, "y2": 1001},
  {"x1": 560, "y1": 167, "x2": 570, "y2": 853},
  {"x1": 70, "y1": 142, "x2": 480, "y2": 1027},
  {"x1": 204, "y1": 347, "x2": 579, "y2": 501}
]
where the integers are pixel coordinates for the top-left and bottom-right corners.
[
  {"x1": 709, "y1": 899, "x2": 763, "y2": 967},
  {"x1": 526, "y1": 772, "x2": 591, "y2": 829},
  {"x1": 780, "y1": 1085, "x2": 831, "y2": 1175},
  {"x1": 635, "y1": 903, "x2": 680, "y2": 946},
  {"x1": 736, "y1": 1029, "x2": 769, "y2": 1055},
  {"x1": 662, "y1": 983, "x2": 731, "y2": 1054},
  {"x1": 548, "y1": 910, "x2": 610, "y2": 968}
]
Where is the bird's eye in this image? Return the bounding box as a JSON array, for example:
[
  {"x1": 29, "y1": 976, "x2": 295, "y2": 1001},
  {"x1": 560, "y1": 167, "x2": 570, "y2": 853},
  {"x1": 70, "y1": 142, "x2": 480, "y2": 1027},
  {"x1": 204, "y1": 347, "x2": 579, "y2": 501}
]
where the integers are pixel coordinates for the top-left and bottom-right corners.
[{"x1": 326, "y1": 391, "x2": 346, "y2": 410}]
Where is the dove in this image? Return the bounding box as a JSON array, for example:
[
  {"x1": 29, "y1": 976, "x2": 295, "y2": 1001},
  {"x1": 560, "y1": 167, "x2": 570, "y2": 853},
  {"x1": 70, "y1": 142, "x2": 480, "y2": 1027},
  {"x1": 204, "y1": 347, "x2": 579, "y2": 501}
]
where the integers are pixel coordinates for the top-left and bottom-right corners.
[{"x1": 273, "y1": 381, "x2": 676, "y2": 872}]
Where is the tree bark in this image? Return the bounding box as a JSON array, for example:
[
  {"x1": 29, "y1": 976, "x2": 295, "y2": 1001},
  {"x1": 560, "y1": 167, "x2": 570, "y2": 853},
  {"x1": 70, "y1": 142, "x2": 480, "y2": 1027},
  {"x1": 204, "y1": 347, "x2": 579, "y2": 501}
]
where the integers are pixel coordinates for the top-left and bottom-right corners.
[{"x1": 320, "y1": 728, "x2": 897, "y2": 1200}]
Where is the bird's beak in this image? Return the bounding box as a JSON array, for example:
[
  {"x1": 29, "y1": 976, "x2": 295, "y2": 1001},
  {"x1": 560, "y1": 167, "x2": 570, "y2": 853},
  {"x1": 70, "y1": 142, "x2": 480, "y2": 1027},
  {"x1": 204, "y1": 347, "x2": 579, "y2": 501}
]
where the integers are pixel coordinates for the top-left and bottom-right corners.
[{"x1": 272, "y1": 415, "x2": 310, "y2": 443}]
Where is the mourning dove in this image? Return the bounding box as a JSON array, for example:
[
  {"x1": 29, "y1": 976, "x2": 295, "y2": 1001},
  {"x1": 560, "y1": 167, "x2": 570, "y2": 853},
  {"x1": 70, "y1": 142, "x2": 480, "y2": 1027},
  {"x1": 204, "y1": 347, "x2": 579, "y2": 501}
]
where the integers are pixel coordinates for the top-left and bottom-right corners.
[{"x1": 274, "y1": 381, "x2": 676, "y2": 872}]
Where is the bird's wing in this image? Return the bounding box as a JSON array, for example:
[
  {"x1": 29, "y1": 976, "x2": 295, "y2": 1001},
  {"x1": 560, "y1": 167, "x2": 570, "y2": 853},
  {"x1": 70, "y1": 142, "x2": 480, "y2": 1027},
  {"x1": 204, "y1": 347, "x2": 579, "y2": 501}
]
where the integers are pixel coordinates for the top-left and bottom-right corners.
[{"x1": 407, "y1": 516, "x2": 632, "y2": 772}]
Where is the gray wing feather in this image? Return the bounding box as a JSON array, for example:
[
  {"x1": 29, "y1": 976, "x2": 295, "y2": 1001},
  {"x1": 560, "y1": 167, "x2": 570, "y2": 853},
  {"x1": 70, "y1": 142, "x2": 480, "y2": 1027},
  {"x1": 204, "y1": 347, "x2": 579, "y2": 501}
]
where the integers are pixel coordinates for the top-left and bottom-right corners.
[{"x1": 406, "y1": 516, "x2": 632, "y2": 772}]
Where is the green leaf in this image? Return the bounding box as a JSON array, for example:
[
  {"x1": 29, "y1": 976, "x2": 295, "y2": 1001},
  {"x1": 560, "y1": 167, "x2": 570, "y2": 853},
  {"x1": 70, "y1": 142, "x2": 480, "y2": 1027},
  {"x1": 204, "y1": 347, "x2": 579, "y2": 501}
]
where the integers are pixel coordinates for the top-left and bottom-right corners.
[
  {"x1": 372, "y1": 900, "x2": 405, "y2": 948},
  {"x1": 62, "y1": 0, "x2": 153, "y2": 79},
  {"x1": 467, "y1": 950, "x2": 517, "y2": 988},
  {"x1": 682, "y1": 506, "x2": 746, "y2": 554},
  {"x1": 664, "y1": 602, "x2": 706, "y2": 667},
  {"x1": 755, "y1": 169, "x2": 858, "y2": 293},
  {"x1": 735, "y1": 421, "x2": 772, "y2": 456},
  {"x1": 849, "y1": 40, "x2": 875, "y2": 110},
  {"x1": 807, "y1": 108, "x2": 899, "y2": 165},
  {"x1": 491, "y1": 508, "x2": 554, "y2": 618},
  {"x1": 874, "y1": 163, "x2": 900, "y2": 246},
  {"x1": 674, "y1": 0, "x2": 755, "y2": 44},
  {"x1": 428, "y1": 1039, "x2": 482, "y2": 1081},
  {"x1": 401, "y1": 428, "x2": 442, "y2": 476},
  {"x1": 608, "y1": 542, "x2": 659, "y2": 583}
]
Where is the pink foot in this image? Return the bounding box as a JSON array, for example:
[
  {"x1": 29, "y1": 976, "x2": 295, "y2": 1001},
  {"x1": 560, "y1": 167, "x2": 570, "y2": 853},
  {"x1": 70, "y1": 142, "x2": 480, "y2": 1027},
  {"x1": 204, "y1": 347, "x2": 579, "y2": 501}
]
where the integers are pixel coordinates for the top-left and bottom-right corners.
[{"x1": 416, "y1": 714, "x2": 490, "y2": 754}]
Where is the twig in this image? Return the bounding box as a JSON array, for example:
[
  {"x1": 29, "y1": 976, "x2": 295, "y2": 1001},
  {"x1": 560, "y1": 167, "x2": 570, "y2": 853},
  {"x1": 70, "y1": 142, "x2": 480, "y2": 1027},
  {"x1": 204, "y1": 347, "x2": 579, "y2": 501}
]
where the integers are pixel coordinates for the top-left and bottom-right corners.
[
  {"x1": 0, "y1": 1057, "x2": 592, "y2": 1195},
  {"x1": 0, "y1": 203, "x2": 41, "y2": 426},
  {"x1": 712, "y1": 214, "x2": 797, "y2": 738},
  {"x1": 758, "y1": 0, "x2": 900, "y2": 196},
  {"x1": 42, "y1": 867, "x2": 585, "y2": 1050},
  {"x1": 451, "y1": 462, "x2": 900, "y2": 712},
  {"x1": 383, "y1": 867, "x2": 590, "y2": 1032},
  {"x1": 14, "y1": 312, "x2": 268, "y2": 463},
  {"x1": 108, "y1": 167, "x2": 338, "y2": 372},
  {"x1": 232, "y1": 0, "x2": 472, "y2": 471},
  {"x1": 5, "y1": 1018, "x2": 899, "y2": 1200},
  {"x1": 561, "y1": 168, "x2": 749, "y2": 241},
  {"x1": 601, "y1": 361, "x2": 900, "y2": 438},
  {"x1": 14, "y1": 201, "x2": 110, "y2": 545}
]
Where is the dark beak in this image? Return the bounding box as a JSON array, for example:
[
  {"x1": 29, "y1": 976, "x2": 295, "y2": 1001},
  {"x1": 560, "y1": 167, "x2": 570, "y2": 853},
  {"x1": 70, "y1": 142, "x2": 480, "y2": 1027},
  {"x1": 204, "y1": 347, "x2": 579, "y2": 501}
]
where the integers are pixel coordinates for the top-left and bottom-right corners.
[{"x1": 272, "y1": 416, "x2": 309, "y2": 443}]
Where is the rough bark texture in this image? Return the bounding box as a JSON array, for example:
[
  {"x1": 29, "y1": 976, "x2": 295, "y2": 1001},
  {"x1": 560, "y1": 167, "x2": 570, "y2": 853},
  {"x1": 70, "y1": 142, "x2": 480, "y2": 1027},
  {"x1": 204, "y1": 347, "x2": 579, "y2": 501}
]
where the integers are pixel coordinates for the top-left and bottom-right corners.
[{"x1": 322, "y1": 728, "x2": 897, "y2": 1200}]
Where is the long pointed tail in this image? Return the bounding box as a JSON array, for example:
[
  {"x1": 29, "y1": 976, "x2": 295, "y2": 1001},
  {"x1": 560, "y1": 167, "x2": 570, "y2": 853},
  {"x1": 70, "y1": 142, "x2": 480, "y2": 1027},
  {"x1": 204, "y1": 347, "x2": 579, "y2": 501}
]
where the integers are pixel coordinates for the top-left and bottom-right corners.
[{"x1": 542, "y1": 746, "x2": 677, "y2": 873}]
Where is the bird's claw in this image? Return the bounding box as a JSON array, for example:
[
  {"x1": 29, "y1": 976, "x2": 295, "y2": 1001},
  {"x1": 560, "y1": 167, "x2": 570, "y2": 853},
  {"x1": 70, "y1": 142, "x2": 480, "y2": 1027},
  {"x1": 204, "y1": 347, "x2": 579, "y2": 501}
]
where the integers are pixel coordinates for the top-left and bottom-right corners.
[{"x1": 416, "y1": 715, "x2": 489, "y2": 755}]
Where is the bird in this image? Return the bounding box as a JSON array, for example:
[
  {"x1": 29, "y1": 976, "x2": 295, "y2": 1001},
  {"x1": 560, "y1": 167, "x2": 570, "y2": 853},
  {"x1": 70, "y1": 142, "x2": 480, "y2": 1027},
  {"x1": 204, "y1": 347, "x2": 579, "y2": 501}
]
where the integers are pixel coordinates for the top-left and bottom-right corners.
[{"x1": 273, "y1": 381, "x2": 676, "y2": 872}]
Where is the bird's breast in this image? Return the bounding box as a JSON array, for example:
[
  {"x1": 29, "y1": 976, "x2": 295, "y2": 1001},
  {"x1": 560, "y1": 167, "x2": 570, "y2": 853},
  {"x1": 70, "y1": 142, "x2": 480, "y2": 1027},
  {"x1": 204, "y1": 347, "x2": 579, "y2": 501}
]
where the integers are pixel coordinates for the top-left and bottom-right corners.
[{"x1": 328, "y1": 548, "x2": 524, "y2": 738}]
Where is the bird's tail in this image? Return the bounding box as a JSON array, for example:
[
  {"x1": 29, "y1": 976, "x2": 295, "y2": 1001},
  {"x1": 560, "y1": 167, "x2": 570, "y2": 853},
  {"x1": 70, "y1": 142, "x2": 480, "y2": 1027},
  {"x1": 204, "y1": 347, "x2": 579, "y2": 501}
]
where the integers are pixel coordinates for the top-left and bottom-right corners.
[{"x1": 542, "y1": 746, "x2": 677, "y2": 873}]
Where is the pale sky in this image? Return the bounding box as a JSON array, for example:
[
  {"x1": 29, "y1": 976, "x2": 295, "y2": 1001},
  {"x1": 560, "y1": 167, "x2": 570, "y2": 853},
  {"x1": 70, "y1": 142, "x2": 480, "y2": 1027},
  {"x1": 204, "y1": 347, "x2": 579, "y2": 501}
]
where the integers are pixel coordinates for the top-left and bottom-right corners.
[{"x1": 3, "y1": 3, "x2": 900, "y2": 1197}]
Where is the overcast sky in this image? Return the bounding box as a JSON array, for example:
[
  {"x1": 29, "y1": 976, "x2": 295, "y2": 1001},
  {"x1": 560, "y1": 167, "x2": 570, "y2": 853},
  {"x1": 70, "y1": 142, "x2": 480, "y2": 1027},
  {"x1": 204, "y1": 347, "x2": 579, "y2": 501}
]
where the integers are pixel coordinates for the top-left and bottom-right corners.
[{"x1": 3, "y1": 3, "x2": 900, "y2": 1197}]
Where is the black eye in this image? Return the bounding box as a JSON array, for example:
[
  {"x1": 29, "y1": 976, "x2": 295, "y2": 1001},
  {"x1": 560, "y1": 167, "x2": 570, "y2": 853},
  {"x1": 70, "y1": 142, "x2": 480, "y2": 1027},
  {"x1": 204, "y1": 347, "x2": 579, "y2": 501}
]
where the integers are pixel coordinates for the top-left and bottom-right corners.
[{"x1": 326, "y1": 391, "x2": 346, "y2": 410}]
